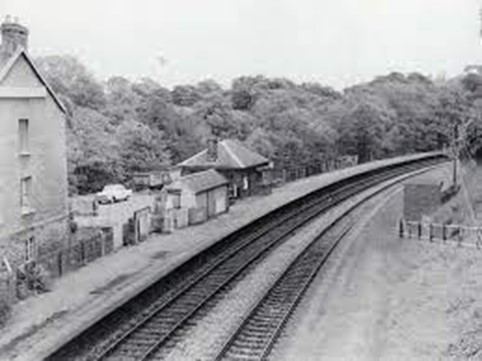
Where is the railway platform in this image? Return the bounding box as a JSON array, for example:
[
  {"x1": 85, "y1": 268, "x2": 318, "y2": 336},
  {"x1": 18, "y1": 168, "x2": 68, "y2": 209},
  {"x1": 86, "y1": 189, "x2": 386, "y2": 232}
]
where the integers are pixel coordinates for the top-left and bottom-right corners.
[{"x1": 0, "y1": 152, "x2": 446, "y2": 361}]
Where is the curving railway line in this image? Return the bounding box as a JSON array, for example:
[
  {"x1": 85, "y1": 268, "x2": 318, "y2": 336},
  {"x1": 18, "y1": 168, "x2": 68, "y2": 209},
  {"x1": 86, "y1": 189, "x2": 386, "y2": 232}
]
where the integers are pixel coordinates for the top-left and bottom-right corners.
[
  {"x1": 46, "y1": 155, "x2": 445, "y2": 361},
  {"x1": 214, "y1": 200, "x2": 355, "y2": 361}
]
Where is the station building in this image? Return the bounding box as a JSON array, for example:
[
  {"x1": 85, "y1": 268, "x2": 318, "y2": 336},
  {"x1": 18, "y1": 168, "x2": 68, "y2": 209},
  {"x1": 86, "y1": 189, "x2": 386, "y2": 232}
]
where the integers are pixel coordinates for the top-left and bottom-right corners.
[
  {"x1": 178, "y1": 138, "x2": 272, "y2": 199},
  {"x1": 0, "y1": 17, "x2": 69, "y2": 269}
]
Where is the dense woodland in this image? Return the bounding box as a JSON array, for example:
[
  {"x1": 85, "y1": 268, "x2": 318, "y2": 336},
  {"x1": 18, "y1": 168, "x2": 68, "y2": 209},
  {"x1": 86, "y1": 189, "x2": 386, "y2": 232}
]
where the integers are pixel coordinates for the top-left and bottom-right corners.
[{"x1": 35, "y1": 56, "x2": 482, "y2": 195}]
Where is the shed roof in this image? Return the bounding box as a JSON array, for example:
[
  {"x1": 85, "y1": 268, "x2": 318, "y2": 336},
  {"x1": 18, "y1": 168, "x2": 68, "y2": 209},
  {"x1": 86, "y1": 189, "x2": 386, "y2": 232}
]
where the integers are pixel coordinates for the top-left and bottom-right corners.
[
  {"x1": 179, "y1": 139, "x2": 269, "y2": 170},
  {"x1": 168, "y1": 169, "x2": 228, "y2": 194}
]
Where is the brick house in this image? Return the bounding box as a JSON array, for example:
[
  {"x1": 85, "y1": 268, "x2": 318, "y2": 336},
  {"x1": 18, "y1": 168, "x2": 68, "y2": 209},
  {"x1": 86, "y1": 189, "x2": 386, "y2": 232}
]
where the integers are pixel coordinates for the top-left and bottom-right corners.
[
  {"x1": 178, "y1": 138, "x2": 272, "y2": 199},
  {"x1": 0, "y1": 18, "x2": 69, "y2": 269}
]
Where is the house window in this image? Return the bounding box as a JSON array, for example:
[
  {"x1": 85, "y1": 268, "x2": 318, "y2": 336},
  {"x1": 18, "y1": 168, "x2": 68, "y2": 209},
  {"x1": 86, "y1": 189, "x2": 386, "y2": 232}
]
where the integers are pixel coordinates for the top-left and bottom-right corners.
[
  {"x1": 20, "y1": 176, "x2": 32, "y2": 211},
  {"x1": 18, "y1": 118, "x2": 29, "y2": 154},
  {"x1": 25, "y1": 236, "x2": 36, "y2": 262},
  {"x1": 172, "y1": 194, "x2": 181, "y2": 209}
]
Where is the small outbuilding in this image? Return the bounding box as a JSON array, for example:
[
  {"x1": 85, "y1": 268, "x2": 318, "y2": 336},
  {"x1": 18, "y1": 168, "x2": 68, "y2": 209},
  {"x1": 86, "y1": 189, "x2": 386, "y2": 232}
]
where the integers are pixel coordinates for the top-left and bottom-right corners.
[{"x1": 165, "y1": 169, "x2": 229, "y2": 227}]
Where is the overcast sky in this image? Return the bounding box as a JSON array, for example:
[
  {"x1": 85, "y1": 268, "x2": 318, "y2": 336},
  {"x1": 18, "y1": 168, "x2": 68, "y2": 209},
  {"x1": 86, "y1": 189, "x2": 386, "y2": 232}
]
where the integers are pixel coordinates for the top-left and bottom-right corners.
[{"x1": 2, "y1": 0, "x2": 482, "y2": 89}]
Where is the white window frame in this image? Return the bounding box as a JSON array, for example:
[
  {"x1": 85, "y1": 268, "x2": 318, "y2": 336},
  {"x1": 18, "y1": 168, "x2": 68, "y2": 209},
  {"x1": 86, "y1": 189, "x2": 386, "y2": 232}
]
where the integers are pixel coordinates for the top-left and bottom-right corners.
[
  {"x1": 20, "y1": 176, "x2": 34, "y2": 214},
  {"x1": 18, "y1": 118, "x2": 30, "y2": 155}
]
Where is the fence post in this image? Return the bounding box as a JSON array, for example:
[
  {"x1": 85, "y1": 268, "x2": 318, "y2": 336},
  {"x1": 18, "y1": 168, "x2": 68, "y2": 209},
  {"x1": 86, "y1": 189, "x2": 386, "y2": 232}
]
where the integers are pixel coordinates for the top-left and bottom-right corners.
[
  {"x1": 2, "y1": 257, "x2": 14, "y2": 305},
  {"x1": 57, "y1": 251, "x2": 63, "y2": 277},
  {"x1": 477, "y1": 228, "x2": 482, "y2": 250},
  {"x1": 418, "y1": 222, "x2": 422, "y2": 240},
  {"x1": 399, "y1": 219, "x2": 404, "y2": 238},
  {"x1": 92, "y1": 200, "x2": 98, "y2": 216},
  {"x1": 442, "y1": 224, "x2": 447, "y2": 242},
  {"x1": 81, "y1": 240, "x2": 86, "y2": 266}
]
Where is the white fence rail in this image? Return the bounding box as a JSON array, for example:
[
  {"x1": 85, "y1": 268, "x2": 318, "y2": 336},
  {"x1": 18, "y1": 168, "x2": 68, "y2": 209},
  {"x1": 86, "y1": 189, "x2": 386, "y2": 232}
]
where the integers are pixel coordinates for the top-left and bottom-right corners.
[{"x1": 399, "y1": 219, "x2": 482, "y2": 249}]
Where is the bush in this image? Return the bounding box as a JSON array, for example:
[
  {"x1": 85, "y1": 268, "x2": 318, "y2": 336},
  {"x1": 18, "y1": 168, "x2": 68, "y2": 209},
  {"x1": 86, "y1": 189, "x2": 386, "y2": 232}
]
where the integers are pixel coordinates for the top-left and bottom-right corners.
[
  {"x1": 0, "y1": 297, "x2": 11, "y2": 327},
  {"x1": 17, "y1": 262, "x2": 53, "y2": 295},
  {"x1": 16, "y1": 282, "x2": 30, "y2": 300},
  {"x1": 30, "y1": 263, "x2": 53, "y2": 293}
]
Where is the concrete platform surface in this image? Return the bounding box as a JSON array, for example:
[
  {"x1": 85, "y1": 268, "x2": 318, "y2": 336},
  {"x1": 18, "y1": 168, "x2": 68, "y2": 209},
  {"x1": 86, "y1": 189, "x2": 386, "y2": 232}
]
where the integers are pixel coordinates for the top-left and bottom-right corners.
[{"x1": 0, "y1": 152, "x2": 445, "y2": 361}]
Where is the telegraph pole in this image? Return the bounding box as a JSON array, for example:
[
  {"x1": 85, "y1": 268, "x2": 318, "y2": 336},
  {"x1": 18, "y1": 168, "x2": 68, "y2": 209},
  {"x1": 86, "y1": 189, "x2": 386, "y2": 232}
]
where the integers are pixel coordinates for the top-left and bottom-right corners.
[{"x1": 452, "y1": 122, "x2": 459, "y2": 186}]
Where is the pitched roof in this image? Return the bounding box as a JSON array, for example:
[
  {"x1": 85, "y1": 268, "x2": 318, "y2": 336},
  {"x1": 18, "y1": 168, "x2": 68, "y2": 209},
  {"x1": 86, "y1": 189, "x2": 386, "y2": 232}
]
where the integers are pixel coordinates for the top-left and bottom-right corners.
[
  {"x1": 0, "y1": 48, "x2": 66, "y2": 113},
  {"x1": 179, "y1": 139, "x2": 269, "y2": 170},
  {"x1": 168, "y1": 169, "x2": 228, "y2": 194}
]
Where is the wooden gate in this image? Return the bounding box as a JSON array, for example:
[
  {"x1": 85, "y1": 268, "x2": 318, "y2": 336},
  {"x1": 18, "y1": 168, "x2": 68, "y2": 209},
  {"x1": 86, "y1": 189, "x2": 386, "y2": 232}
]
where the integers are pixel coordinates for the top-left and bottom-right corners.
[{"x1": 134, "y1": 207, "x2": 151, "y2": 243}]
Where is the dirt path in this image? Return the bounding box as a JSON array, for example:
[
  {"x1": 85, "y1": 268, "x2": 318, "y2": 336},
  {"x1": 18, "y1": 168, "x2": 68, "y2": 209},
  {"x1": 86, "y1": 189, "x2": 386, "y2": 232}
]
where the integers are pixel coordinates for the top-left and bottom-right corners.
[{"x1": 273, "y1": 173, "x2": 482, "y2": 361}]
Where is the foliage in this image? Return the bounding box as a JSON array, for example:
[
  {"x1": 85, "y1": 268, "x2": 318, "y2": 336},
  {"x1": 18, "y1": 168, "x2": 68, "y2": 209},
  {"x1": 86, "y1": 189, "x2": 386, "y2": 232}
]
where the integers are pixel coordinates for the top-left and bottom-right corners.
[
  {"x1": 115, "y1": 120, "x2": 171, "y2": 177},
  {"x1": 0, "y1": 296, "x2": 11, "y2": 327},
  {"x1": 35, "y1": 55, "x2": 482, "y2": 194},
  {"x1": 36, "y1": 55, "x2": 106, "y2": 111},
  {"x1": 17, "y1": 262, "x2": 53, "y2": 295}
]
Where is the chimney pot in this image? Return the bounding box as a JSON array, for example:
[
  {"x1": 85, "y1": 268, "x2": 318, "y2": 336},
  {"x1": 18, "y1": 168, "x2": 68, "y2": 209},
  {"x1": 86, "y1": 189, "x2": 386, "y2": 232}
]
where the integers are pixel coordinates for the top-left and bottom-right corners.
[
  {"x1": 0, "y1": 16, "x2": 29, "y2": 58},
  {"x1": 207, "y1": 137, "x2": 219, "y2": 162}
]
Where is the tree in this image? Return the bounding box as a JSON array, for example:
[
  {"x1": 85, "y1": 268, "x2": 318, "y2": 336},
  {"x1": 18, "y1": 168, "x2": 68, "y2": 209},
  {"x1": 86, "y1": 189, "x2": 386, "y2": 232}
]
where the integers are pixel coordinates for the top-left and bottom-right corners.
[
  {"x1": 35, "y1": 55, "x2": 106, "y2": 110},
  {"x1": 36, "y1": 53, "x2": 477, "y2": 194},
  {"x1": 68, "y1": 107, "x2": 121, "y2": 194},
  {"x1": 115, "y1": 120, "x2": 171, "y2": 179},
  {"x1": 171, "y1": 85, "x2": 201, "y2": 107},
  {"x1": 105, "y1": 76, "x2": 140, "y2": 125}
]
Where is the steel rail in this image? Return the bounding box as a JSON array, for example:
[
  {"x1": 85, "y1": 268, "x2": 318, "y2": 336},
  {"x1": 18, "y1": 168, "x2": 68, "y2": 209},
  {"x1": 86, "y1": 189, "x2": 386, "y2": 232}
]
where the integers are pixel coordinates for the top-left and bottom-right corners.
[
  {"x1": 213, "y1": 161, "x2": 440, "y2": 361},
  {"x1": 95, "y1": 173, "x2": 373, "y2": 361},
  {"x1": 116, "y1": 160, "x2": 439, "y2": 361},
  {"x1": 214, "y1": 210, "x2": 356, "y2": 361},
  {"x1": 49, "y1": 175, "x2": 360, "y2": 361}
]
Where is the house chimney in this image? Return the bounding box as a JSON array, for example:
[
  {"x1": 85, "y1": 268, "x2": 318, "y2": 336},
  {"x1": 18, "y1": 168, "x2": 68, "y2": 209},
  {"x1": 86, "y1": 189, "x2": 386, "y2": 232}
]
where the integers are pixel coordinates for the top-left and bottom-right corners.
[
  {"x1": 207, "y1": 137, "x2": 218, "y2": 162},
  {"x1": 1, "y1": 16, "x2": 29, "y2": 58}
]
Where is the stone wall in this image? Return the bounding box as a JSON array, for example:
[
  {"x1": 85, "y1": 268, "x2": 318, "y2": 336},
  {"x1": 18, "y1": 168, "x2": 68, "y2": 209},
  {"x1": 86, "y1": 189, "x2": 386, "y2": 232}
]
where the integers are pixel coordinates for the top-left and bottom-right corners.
[
  {"x1": 0, "y1": 214, "x2": 70, "y2": 269},
  {"x1": 0, "y1": 214, "x2": 70, "y2": 302}
]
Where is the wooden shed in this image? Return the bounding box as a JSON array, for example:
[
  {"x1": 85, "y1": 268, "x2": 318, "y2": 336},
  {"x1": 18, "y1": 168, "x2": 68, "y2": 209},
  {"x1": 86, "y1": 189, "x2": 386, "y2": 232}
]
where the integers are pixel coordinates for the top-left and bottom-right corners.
[{"x1": 165, "y1": 169, "x2": 229, "y2": 225}]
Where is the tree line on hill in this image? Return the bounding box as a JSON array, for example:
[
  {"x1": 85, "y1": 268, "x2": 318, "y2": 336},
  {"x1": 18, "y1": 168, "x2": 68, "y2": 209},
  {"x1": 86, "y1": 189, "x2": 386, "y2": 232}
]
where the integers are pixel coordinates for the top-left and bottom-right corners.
[{"x1": 35, "y1": 56, "x2": 482, "y2": 195}]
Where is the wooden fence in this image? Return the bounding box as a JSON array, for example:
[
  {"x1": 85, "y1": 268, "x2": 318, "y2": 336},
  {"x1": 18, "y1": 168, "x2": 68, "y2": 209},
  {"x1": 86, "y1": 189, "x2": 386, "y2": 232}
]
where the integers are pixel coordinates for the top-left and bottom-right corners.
[
  {"x1": 15, "y1": 227, "x2": 114, "y2": 299},
  {"x1": 399, "y1": 219, "x2": 482, "y2": 248},
  {"x1": 272, "y1": 156, "x2": 358, "y2": 185}
]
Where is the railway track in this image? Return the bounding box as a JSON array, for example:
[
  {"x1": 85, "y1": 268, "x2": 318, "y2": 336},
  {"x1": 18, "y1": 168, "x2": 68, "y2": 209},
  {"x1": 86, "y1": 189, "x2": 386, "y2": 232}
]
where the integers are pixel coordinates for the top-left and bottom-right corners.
[
  {"x1": 214, "y1": 198, "x2": 357, "y2": 361},
  {"x1": 47, "y1": 156, "x2": 445, "y2": 361}
]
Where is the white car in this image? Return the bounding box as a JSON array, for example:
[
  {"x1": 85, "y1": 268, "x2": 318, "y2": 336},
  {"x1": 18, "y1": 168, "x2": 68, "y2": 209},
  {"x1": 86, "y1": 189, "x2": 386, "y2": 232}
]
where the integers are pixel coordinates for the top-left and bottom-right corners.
[{"x1": 95, "y1": 184, "x2": 133, "y2": 204}]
